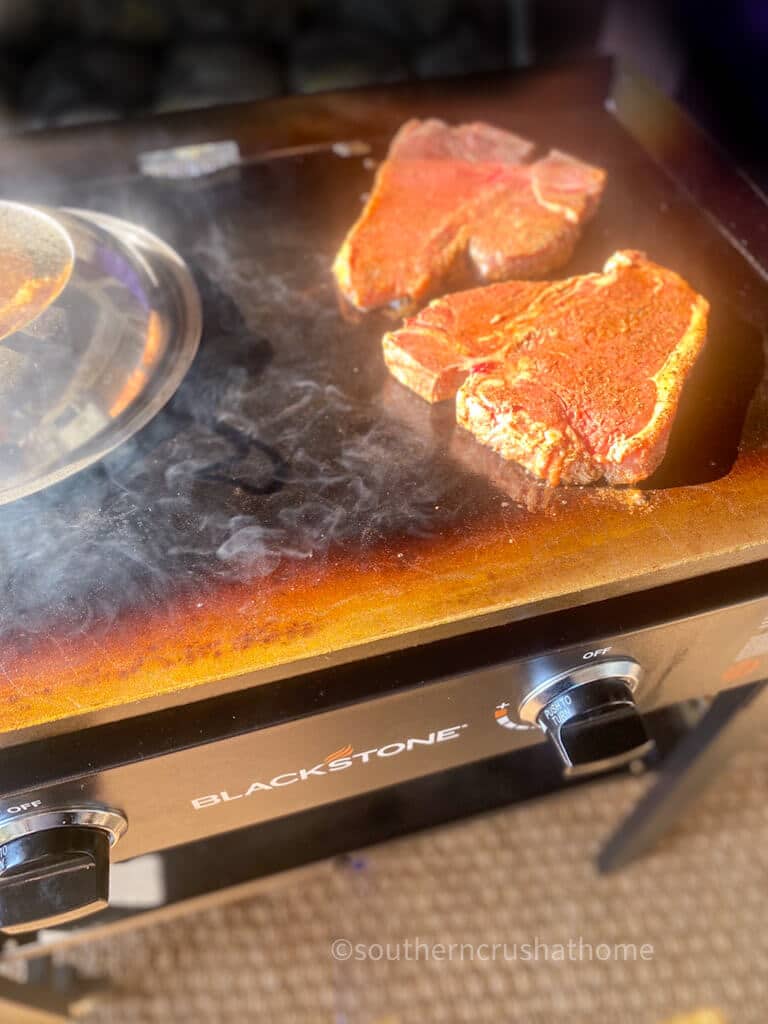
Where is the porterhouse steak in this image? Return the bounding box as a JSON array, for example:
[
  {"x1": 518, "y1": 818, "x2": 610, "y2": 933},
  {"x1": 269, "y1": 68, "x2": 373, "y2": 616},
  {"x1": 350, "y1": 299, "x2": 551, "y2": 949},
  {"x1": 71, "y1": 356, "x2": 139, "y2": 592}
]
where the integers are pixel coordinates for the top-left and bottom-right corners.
[
  {"x1": 333, "y1": 119, "x2": 606, "y2": 312},
  {"x1": 383, "y1": 251, "x2": 710, "y2": 485}
]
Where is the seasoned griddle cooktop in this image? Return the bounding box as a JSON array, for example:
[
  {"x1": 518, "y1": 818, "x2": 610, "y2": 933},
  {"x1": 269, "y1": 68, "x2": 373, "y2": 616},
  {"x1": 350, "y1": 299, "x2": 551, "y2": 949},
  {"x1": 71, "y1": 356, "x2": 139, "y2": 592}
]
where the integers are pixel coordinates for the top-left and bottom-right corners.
[{"x1": 1, "y1": 64, "x2": 767, "y2": 736}]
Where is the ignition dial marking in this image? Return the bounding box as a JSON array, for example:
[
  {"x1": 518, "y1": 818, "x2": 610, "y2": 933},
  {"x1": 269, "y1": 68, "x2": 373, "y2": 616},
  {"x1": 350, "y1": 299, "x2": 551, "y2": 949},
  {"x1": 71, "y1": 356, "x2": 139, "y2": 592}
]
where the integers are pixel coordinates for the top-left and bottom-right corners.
[{"x1": 494, "y1": 703, "x2": 532, "y2": 730}]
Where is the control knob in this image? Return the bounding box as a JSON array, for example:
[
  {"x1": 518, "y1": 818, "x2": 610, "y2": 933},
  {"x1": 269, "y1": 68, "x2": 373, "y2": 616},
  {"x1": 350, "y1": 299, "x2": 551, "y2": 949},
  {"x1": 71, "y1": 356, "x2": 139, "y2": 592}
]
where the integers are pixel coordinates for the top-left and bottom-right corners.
[
  {"x1": 519, "y1": 658, "x2": 654, "y2": 776},
  {"x1": 0, "y1": 808, "x2": 127, "y2": 935}
]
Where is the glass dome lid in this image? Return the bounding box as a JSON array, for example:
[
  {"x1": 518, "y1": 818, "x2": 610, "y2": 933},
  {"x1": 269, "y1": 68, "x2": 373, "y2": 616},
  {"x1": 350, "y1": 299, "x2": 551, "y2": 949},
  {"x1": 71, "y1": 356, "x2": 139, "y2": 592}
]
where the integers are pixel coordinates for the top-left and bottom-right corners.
[{"x1": 0, "y1": 202, "x2": 201, "y2": 505}]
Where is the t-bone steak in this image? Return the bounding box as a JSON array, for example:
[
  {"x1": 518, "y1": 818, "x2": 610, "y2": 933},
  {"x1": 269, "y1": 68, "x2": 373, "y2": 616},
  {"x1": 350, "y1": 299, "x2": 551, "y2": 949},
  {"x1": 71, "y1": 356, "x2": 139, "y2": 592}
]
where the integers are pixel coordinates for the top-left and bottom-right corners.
[
  {"x1": 382, "y1": 250, "x2": 710, "y2": 485},
  {"x1": 333, "y1": 118, "x2": 606, "y2": 312}
]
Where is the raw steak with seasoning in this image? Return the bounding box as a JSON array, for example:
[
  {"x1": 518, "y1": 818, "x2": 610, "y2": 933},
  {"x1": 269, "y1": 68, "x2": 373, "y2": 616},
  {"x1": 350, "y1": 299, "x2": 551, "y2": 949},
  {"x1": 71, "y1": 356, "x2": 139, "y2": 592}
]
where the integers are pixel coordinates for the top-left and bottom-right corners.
[
  {"x1": 383, "y1": 251, "x2": 710, "y2": 485},
  {"x1": 332, "y1": 119, "x2": 605, "y2": 312}
]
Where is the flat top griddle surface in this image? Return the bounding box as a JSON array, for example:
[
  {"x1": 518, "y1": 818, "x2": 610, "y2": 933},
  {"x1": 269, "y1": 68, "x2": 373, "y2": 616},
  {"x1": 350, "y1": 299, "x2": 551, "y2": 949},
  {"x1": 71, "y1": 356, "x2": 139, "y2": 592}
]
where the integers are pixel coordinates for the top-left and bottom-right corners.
[{"x1": 1, "y1": 63, "x2": 767, "y2": 736}]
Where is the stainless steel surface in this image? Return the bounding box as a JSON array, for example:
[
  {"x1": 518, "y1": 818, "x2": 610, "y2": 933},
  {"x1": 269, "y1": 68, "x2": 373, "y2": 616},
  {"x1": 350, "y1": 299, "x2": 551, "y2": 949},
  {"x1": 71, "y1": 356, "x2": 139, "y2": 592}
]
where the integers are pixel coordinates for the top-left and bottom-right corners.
[
  {"x1": 0, "y1": 809, "x2": 127, "y2": 848},
  {"x1": 0, "y1": 205, "x2": 201, "y2": 505}
]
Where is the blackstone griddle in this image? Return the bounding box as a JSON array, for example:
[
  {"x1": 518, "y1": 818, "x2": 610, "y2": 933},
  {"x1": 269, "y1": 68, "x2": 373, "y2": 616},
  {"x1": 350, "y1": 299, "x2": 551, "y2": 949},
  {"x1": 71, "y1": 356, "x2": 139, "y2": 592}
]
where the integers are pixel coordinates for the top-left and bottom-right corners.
[{"x1": 0, "y1": 60, "x2": 768, "y2": 952}]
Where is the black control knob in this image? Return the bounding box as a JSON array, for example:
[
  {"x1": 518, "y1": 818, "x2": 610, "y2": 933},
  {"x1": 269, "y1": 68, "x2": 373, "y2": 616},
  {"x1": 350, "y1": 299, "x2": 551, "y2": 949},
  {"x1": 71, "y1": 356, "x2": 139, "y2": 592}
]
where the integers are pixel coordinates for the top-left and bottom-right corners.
[
  {"x1": 518, "y1": 657, "x2": 654, "y2": 777},
  {"x1": 539, "y1": 679, "x2": 653, "y2": 777},
  {"x1": 0, "y1": 809, "x2": 127, "y2": 935},
  {"x1": 0, "y1": 827, "x2": 108, "y2": 935}
]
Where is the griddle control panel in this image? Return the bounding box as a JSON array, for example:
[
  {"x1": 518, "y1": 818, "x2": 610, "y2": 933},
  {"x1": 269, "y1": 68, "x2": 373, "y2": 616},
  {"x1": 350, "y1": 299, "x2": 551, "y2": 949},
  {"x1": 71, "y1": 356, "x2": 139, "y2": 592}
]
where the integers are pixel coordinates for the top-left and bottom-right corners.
[{"x1": 516, "y1": 658, "x2": 653, "y2": 777}]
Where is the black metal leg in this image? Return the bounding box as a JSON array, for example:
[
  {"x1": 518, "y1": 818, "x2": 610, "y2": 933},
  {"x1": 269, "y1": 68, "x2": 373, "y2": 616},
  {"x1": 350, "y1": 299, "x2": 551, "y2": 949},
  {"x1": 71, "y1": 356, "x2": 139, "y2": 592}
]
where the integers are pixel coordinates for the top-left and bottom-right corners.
[{"x1": 598, "y1": 679, "x2": 768, "y2": 873}]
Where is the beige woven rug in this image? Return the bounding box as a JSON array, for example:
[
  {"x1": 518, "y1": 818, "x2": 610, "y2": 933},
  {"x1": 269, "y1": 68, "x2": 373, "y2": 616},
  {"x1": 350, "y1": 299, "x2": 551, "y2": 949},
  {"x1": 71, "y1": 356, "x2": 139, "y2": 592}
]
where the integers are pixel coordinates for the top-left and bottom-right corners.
[{"x1": 51, "y1": 745, "x2": 768, "y2": 1022}]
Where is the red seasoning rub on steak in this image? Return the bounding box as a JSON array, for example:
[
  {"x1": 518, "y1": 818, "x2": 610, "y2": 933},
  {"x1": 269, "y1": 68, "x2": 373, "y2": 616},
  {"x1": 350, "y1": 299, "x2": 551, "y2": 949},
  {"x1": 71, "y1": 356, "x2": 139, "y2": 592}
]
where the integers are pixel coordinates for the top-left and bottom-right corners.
[
  {"x1": 384, "y1": 251, "x2": 710, "y2": 485},
  {"x1": 332, "y1": 119, "x2": 606, "y2": 312},
  {"x1": 382, "y1": 278, "x2": 550, "y2": 403}
]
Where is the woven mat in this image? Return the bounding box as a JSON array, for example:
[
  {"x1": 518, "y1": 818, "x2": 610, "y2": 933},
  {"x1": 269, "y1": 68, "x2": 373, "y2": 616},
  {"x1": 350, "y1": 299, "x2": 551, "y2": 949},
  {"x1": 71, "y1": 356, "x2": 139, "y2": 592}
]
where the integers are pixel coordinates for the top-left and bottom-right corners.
[{"x1": 55, "y1": 745, "x2": 768, "y2": 1023}]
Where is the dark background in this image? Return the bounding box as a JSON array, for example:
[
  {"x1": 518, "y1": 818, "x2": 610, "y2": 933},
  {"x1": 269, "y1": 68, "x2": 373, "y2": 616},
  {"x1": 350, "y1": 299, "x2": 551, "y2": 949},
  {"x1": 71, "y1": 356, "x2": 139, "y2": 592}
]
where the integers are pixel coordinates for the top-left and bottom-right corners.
[{"x1": 0, "y1": 1, "x2": 764, "y2": 185}]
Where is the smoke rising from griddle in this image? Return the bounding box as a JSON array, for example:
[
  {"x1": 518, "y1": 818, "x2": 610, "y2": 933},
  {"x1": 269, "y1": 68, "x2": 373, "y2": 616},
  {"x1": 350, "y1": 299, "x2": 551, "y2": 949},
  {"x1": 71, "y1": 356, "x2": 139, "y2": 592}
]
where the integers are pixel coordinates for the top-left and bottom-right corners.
[{"x1": 0, "y1": 212, "x2": 470, "y2": 650}]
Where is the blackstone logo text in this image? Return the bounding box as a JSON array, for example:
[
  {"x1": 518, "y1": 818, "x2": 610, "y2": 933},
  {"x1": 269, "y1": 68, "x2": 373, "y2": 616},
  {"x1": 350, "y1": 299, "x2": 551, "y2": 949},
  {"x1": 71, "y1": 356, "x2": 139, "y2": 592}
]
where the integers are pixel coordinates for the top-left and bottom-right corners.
[{"x1": 191, "y1": 725, "x2": 466, "y2": 810}]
